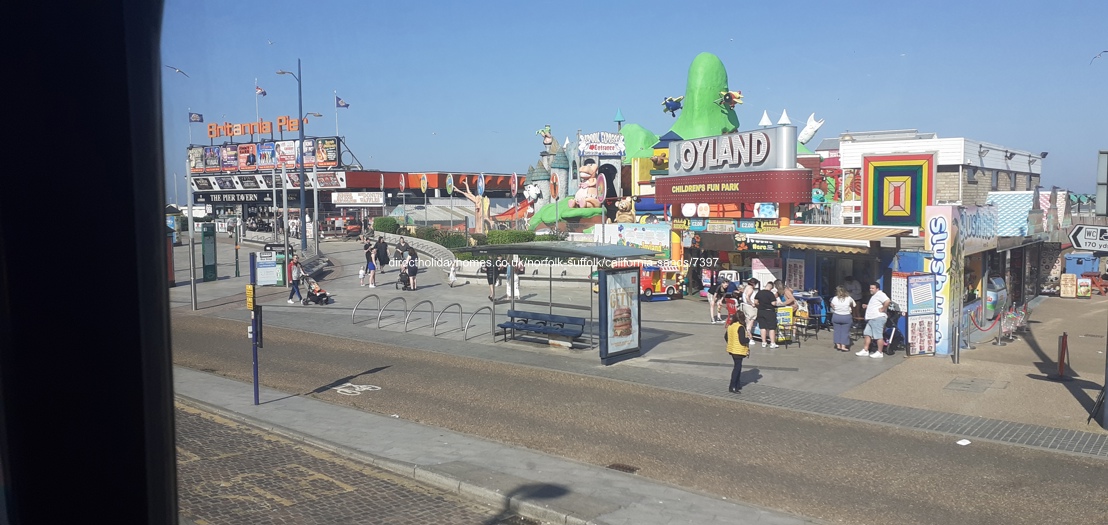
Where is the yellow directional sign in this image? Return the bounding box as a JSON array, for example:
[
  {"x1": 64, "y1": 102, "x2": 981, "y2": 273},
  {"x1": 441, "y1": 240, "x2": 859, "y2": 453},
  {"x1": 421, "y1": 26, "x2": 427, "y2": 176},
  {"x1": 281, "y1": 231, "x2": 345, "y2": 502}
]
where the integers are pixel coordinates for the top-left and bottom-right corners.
[{"x1": 246, "y1": 284, "x2": 255, "y2": 311}]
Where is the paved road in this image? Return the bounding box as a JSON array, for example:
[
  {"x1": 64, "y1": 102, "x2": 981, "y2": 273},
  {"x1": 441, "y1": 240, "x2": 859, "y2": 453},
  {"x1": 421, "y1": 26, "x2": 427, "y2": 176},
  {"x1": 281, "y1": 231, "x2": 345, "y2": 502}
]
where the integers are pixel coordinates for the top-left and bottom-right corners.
[
  {"x1": 176, "y1": 401, "x2": 527, "y2": 525},
  {"x1": 172, "y1": 315, "x2": 1108, "y2": 525}
]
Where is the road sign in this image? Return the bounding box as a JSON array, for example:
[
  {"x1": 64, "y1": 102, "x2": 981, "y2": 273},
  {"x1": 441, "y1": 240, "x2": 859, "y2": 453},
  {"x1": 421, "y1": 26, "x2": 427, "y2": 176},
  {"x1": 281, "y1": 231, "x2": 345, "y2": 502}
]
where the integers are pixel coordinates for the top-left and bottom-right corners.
[
  {"x1": 246, "y1": 284, "x2": 255, "y2": 310},
  {"x1": 1068, "y1": 224, "x2": 1108, "y2": 252}
]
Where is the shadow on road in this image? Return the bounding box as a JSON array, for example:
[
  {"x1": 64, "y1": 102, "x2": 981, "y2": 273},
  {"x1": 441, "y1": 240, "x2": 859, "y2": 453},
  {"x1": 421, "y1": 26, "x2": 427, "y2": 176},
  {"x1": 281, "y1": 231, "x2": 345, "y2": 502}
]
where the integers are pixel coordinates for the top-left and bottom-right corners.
[{"x1": 481, "y1": 482, "x2": 570, "y2": 525}]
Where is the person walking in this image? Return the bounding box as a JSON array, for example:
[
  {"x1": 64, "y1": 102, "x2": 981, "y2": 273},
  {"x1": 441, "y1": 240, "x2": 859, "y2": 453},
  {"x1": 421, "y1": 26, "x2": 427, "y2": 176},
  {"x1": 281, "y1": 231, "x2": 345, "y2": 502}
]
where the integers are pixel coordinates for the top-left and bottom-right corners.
[
  {"x1": 287, "y1": 255, "x2": 304, "y2": 304},
  {"x1": 510, "y1": 256, "x2": 524, "y2": 299},
  {"x1": 754, "y1": 281, "x2": 779, "y2": 348},
  {"x1": 482, "y1": 257, "x2": 497, "y2": 301},
  {"x1": 707, "y1": 276, "x2": 724, "y2": 324},
  {"x1": 494, "y1": 255, "x2": 507, "y2": 288},
  {"x1": 403, "y1": 247, "x2": 419, "y2": 291},
  {"x1": 830, "y1": 285, "x2": 856, "y2": 351},
  {"x1": 858, "y1": 282, "x2": 890, "y2": 358},
  {"x1": 724, "y1": 310, "x2": 751, "y2": 393},
  {"x1": 445, "y1": 259, "x2": 458, "y2": 288}
]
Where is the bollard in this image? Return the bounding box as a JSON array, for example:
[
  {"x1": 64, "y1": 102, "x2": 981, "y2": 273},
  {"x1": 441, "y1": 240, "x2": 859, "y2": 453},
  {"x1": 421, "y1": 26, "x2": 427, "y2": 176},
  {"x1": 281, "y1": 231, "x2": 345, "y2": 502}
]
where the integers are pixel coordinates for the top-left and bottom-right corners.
[{"x1": 1051, "y1": 332, "x2": 1072, "y2": 382}]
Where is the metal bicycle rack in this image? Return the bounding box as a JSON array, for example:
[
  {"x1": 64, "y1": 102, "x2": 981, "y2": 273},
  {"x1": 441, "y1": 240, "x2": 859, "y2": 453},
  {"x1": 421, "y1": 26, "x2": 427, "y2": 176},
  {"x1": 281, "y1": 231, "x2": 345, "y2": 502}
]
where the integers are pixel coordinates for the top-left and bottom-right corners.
[
  {"x1": 377, "y1": 297, "x2": 407, "y2": 329},
  {"x1": 350, "y1": 294, "x2": 381, "y2": 324},
  {"x1": 404, "y1": 300, "x2": 435, "y2": 333},
  {"x1": 434, "y1": 303, "x2": 463, "y2": 336},
  {"x1": 464, "y1": 306, "x2": 493, "y2": 341}
]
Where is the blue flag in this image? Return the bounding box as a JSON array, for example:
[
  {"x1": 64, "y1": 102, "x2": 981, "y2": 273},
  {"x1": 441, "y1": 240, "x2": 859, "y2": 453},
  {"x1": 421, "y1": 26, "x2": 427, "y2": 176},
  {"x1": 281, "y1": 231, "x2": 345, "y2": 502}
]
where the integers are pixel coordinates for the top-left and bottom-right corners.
[
  {"x1": 188, "y1": 112, "x2": 203, "y2": 123},
  {"x1": 336, "y1": 95, "x2": 350, "y2": 108}
]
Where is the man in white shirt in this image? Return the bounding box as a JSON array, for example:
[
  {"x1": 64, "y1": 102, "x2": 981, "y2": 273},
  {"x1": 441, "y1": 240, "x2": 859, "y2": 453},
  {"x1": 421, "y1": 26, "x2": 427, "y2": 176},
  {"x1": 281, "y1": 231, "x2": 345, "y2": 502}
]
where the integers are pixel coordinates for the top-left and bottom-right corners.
[{"x1": 857, "y1": 282, "x2": 890, "y2": 358}]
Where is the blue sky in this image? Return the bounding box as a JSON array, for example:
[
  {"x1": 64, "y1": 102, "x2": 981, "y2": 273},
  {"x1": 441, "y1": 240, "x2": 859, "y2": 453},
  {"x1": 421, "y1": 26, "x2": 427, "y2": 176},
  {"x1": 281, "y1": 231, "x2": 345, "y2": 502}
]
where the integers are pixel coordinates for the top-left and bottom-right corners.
[{"x1": 161, "y1": 0, "x2": 1107, "y2": 204}]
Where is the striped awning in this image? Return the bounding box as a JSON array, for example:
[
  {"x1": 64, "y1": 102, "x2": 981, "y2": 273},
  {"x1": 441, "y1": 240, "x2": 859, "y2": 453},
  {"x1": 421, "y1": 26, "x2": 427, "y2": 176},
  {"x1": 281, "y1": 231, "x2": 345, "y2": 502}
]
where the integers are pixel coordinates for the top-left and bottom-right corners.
[{"x1": 746, "y1": 225, "x2": 913, "y2": 254}]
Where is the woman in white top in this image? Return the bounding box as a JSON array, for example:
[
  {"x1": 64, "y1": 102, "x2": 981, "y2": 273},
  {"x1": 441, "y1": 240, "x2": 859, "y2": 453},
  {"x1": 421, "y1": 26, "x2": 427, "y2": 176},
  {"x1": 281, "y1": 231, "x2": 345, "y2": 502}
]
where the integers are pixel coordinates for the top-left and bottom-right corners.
[{"x1": 830, "y1": 285, "x2": 856, "y2": 351}]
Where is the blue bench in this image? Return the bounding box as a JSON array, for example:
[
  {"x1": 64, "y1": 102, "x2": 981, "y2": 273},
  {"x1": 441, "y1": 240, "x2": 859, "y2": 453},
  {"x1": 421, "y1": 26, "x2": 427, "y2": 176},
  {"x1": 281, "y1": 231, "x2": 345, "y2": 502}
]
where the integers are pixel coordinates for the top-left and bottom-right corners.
[{"x1": 499, "y1": 309, "x2": 587, "y2": 347}]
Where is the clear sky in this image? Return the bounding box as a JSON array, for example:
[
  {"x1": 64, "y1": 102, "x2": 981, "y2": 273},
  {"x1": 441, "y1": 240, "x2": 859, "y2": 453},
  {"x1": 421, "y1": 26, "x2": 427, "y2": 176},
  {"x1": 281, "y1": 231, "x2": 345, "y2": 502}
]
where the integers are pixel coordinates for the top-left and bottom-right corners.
[{"x1": 160, "y1": 0, "x2": 1107, "y2": 205}]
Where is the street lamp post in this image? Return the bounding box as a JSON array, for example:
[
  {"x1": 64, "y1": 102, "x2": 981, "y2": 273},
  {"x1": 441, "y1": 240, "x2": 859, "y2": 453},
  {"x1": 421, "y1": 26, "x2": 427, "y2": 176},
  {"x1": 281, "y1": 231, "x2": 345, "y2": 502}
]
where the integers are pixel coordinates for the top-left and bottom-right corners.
[{"x1": 277, "y1": 59, "x2": 308, "y2": 253}]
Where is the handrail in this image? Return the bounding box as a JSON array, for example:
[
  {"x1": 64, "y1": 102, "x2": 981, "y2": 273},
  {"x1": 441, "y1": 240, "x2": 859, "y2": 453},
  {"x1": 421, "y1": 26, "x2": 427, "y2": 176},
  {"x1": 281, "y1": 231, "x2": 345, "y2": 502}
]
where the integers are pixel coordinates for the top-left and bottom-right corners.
[
  {"x1": 377, "y1": 297, "x2": 407, "y2": 329},
  {"x1": 404, "y1": 300, "x2": 435, "y2": 333},
  {"x1": 351, "y1": 294, "x2": 381, "y2": 324},
  {"x1": 434, "y1": 303, "x2": 464, "y2": 336},
  {"x1": 464, "y1": 306, "x2": 492, "y2": 341}
]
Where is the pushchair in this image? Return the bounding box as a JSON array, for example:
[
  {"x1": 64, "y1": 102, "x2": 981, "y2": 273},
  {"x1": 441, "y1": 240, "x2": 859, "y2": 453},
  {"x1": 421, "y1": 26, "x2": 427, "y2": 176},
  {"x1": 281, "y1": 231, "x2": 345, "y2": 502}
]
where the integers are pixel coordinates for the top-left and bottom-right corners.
[
  {"x1": 867, "y1": 302, "x2": 903, "y2": 355},
  {"x1": 396, "y1": 270, "x2": 412, "y2": 291},
  {"x1": 301, "y1": 276, "x2": 332, "y2": 305}
]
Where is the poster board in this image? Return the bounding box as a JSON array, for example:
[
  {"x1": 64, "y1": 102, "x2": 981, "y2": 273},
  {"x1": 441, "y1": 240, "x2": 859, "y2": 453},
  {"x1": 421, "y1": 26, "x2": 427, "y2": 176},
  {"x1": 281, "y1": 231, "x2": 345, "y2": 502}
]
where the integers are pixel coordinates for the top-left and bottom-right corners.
[
  {"x1": 599, "y1": 267, "x2": 641, "y2": 364},
  {"x1": 1059, "y1": 274, "x2": 1077, "y2": 298},
  {"x1": 906, "y1": 274, "x2": 937, "y2": 356},
  {"x1": 1076, "y1": 278, "x2": 1092, "y2": 298},
  {"x1": 785, "y1": 259, "x2": 804, "y2": 291}
]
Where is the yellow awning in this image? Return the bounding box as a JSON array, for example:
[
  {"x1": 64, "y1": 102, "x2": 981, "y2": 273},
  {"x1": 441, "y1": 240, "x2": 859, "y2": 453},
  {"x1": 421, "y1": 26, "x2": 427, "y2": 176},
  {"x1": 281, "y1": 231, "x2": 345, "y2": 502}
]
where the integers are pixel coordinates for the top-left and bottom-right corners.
[{"x1": 746, "y1": 225, "x2": 913, "y2": 254}]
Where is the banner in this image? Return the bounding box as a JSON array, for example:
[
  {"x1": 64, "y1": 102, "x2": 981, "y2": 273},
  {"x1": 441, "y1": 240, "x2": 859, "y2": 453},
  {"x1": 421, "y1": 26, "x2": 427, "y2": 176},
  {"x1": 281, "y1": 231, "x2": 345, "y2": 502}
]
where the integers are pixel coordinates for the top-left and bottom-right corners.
[
  {"x1": 594, "y1": 223, "x2": 671, "y2": 259},
  {"x1": 236, "y1": 144, "x2": 258, "y2": 171},
  {"x1": 316, "y1": 137, "x2": 339, "y2": 168},
  {"x1": 257, "y1": 142, "x2": 277, "y2": 170},
  {"x1": 925, "y1": 205, "x2": 964, "y2": 356}
]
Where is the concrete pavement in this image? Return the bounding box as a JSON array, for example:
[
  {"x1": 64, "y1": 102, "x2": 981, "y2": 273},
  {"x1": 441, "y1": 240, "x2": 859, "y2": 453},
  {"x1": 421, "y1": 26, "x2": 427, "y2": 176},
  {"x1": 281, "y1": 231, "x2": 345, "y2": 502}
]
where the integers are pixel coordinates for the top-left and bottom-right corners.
[{"x1": 170, "y1": 233, "x2": 1107, "y2": 524}]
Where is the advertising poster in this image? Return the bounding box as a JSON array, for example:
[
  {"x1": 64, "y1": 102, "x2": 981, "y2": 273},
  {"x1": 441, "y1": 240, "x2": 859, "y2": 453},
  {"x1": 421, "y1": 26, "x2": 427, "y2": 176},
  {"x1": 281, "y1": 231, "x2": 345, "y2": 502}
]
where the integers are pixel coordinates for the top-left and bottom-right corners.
[
  {"x1": 1059, "y1": 274, "x2": 1077, "y2": 298},
  {"x1": 594, "y1": 223, "x2": 671, "y2": 259},
  {"x1": 214, "y1": 176, "x2": 236, "y2": 190},
  {"x1": 316, "y1": 138, "x2": 338, "y2": 168},
  {"x1": 906, "y1": 316, "x2": 936, "y2": 356},
  {"x1": 188, "y1": 147, "x2": 205, "y2": 173},
  {"x1": 599, "y1": 267, "x2": 641, "y2": 363},
  {"x1": 237, "y1": 144, "x2": 258, "y2": 171},
  {"x1": 192, "y1": 177, "x2": 213, "y2": 191},
  {"x1": 276, "y1": 140, "x2": 297, "y2": 169},
  {"x1": 925, "y1": 205, "x2": 964, "y2": 356},
  {"x1": 301, "y1": 138, "x2": 317, "y2": 167},
  {"x1": 220, "y1": 145, "x2": 238, "y2": 172},
  {"x1": 315, "y1": 173, "x2": 342, "y2": 188},
  {"x1": 257, "y1": 142, "x2": 276, "y2": 170},
  {"x1": 785, "y1": 259, "x2": 804, "y2": 291},
  {"x1": 906, "y1": 274, "x2": 937, "y2": 316},
  {"x1": 203, "y1": 146, "x2": 221, "y2": 172},
  {"x1": 237, "y1": 176, "x2": 260, "y2": 190}
]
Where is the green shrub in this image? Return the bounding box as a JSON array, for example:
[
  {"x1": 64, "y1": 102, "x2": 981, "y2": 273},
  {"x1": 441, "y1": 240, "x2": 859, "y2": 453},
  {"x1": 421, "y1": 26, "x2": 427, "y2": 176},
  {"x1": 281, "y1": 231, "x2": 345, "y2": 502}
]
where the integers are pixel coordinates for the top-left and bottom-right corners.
[
  {"x1": 453, "y1": 251, "x2": 475, "y2": 261},
  {"x1": 414, "y1": 226, "x2": 436, "y2": 240},
  {"x1": 469, "y1": 233, "x2": 488, "y2": 246},
  {"x1": 373, "y1": 217, "x2": 400, "y2": 234},
  {"x1": 487, "y1": 230, "x2": 535, "y2": 244},
  {"x1": 436, "y1": 232, "x2": 468, "y2": 249}
]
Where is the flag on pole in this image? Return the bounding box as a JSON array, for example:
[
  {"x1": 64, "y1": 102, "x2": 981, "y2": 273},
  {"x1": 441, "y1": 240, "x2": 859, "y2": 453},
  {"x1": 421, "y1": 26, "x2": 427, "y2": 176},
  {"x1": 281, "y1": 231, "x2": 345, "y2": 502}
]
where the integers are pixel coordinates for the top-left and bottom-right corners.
[
  {"x1": 255, "y1": 86, "x2": 267, "y2": 96},
  {"x1": 336, "y1": 95, "x2": 350, "y2": 108},
  {"x1": 188, "y1": 112, "x2": 203, "y2": 123}
]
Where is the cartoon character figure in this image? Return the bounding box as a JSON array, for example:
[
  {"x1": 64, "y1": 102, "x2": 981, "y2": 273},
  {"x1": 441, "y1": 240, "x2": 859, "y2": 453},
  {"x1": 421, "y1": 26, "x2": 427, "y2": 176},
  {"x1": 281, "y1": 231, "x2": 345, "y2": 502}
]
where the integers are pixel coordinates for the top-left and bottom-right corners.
[
  {"x1": 716, "y1": 90, "x2": 743, "y2": 108},
  {"x1": 536, "y1": 124, "x2": 553, "y2": 146},
  {"x1": 662, "y1": 96, "x2": 684, "y2": 117},
  {"x1": 568, "y1": 160, "x2": 601, "y2": 208},
  {"x1": 613, "y1": 196, "x2": 636, "y2": 223}
]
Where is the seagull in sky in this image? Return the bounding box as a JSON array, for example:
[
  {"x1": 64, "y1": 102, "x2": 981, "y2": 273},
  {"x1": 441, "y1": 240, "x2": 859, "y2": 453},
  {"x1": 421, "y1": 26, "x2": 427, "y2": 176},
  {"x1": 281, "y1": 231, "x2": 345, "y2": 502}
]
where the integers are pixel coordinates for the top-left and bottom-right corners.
[
  {"x1": 1091, "y1": 51, "x2": 1108, "y2": 65},
  {"x1": 165, "y1": 65, "x2": 189, "y2": 77},
  {"x1": 267, "y1": 39, "x2": 276, "y2": 45}
]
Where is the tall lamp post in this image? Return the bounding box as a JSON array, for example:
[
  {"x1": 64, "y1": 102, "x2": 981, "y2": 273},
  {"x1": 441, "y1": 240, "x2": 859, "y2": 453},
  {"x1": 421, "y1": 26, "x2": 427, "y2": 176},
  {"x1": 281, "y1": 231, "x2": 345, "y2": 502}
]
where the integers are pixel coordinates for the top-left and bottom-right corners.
[
  {"x1": 277, "y1": 59, "x2": 308, "y2": 253},
  {"x1": 305, "y1": 112, "x2": 323, "y2": 255}
]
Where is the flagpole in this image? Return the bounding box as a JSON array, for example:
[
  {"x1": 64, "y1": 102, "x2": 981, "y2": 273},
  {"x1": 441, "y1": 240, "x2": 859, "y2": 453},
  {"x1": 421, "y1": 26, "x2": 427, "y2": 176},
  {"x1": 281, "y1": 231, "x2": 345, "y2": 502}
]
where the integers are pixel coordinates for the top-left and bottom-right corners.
[
  {"x1": 334, "y1": 90, "x2": 340, "y2": 137},
  {"x1": 187, "y1": 107, "x2": 193, "y2": 144},
  {"x1": 255, "y1": 78, "x2": 260, "y2": 124}
]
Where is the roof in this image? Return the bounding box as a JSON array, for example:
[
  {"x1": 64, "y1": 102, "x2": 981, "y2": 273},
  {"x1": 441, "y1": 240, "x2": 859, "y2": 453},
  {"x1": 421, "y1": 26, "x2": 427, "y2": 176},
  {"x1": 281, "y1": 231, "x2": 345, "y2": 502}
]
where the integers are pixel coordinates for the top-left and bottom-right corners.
[
  {"x1": 745, "y1": 225, "x2": 914, "y2": 254},
  {"x1": 455, "y1": 241, "x2": 662, "y2": 260}
]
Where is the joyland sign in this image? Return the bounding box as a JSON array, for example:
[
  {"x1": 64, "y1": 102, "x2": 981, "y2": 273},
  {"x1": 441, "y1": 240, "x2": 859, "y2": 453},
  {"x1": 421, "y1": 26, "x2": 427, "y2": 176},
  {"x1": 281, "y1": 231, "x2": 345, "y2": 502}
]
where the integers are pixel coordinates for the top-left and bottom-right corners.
[{"x1": 653, "y1": 125, "x2": 811, "y2": 204}]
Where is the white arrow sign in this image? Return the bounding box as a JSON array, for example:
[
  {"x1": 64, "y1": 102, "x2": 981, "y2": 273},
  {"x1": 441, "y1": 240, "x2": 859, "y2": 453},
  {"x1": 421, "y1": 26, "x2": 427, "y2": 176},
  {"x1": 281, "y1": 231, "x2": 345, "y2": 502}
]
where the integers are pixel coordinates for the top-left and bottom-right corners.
[{"x1": 1069, "y1": 224, "x2": 1108, "y2": 252}]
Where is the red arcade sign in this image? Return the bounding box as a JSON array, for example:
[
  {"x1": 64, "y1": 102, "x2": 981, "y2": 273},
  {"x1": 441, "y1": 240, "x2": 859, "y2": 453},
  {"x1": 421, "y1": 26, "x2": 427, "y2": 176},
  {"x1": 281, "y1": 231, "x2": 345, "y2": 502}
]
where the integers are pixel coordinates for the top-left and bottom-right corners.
[{"x1": 653, "y1": 170, "x2": 812, "y2": 204}]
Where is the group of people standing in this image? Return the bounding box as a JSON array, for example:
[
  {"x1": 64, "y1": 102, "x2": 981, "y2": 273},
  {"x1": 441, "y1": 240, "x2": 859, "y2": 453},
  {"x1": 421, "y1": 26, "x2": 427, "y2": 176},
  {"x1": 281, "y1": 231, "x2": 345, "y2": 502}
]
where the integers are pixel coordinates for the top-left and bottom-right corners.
[
  {"x1": 829, "y1": 276, "x2": 890, "y2": 358},
  {"x1": 358, "y1": 236, "x2": 421, "y2": 290}
]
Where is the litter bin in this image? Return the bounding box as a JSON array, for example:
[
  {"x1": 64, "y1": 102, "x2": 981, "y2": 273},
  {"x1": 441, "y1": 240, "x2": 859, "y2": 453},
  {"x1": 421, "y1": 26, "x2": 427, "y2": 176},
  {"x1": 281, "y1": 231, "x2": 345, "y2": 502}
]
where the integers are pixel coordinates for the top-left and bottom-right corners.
[{"x1": 1064, "y1": 252, "x2": 1099, "y2": 276}]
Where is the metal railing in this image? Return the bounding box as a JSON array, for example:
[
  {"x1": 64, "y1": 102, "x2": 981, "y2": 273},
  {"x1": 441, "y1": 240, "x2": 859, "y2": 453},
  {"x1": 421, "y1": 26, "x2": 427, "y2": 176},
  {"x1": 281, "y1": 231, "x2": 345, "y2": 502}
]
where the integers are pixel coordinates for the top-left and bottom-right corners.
[
  {"x1": 377, "y1": 297, "x2": 407, "y2": 329},
  {"x1": 434, "y1": 303, "x2": 463, "y2": 336},
  {"x1": 351, "y1": 294, "x2": 381, "y2": 324},
  {"x1": 464, "y1": 306, "x2": 493, "y2": 341},
  {"x1": 404, "y1": 300, "x2": 434, "y2": 333}
]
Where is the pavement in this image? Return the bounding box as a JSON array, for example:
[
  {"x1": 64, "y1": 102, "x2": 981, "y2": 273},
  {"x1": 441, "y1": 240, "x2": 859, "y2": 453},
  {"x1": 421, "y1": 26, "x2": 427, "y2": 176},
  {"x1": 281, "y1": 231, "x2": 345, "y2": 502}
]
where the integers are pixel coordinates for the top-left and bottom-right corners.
[{"x1": 170, "y1": 231, "x2": 1108, "y2": 525}]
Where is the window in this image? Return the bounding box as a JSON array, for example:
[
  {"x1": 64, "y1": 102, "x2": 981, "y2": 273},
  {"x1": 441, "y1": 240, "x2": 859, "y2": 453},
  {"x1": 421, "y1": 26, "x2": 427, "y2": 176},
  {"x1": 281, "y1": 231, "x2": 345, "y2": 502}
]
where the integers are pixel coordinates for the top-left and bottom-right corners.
[{"x1": 990, "y1": 170, "x2": 998, "y2": 191}]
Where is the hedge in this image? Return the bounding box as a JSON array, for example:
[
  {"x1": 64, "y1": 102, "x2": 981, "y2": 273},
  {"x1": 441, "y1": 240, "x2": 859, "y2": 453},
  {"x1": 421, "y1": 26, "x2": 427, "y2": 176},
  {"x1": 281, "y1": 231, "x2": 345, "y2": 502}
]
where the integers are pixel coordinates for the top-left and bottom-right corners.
[
  {"x1": 487, "y1": 230, "x2": 535, "y2": 244},
  {"x1": 373, "y1": 217, "x2": 400, "y2": 234}
]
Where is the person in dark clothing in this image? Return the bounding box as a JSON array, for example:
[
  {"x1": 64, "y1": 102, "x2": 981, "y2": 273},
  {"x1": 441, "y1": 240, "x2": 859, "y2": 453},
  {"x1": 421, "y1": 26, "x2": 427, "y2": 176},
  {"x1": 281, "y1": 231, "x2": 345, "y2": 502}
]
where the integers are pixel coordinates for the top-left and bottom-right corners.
[
  {"x1": 403, "y1": 247, "x2": 419, "y2": 290},
  {"x1": 374, "y1": 237, "x2": 390, "y2": 273},
  {"x1": 754, "y1": 281, "x2": 780, "y2": 348},
  {"x1": 482, "y1": 257, "x2": 497, "y2": 301},
  {"x1": 494, "y1": 255, "x2": 508, "y2": 287}
]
